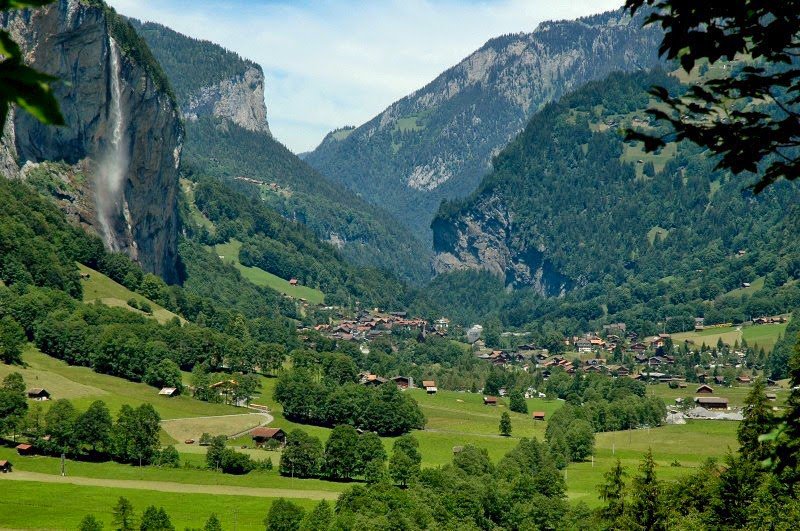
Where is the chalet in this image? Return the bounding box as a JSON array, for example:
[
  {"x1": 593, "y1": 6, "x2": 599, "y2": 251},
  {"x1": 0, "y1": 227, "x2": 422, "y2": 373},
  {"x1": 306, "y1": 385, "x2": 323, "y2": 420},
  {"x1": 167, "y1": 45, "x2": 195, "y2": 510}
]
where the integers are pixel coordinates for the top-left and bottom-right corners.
[
  {"x1": 585, "y1": 358, "x2": 606, "y2": 367},
  {"x1": 27, "y1": 388, "x2": 50, "y2": 401},
  {"x1": 736, "y1": 375, "x2": 752, "y2": 384},
  {"x1": 288, "y1": 278, "x2": 298, "y2": 286},
  {"x1": 532, "y1": 411, "x2": 546, "y2": 421},
  {"x1": 741, "y1": 282, "x2": 752, "y2": 288},
  {"x1": 694, "y1": 317, "x2": 705, "y2": 331},
  {"x1": 630, "y1": 342, "x2": 647, "y2": 354},
  {"x1": 391, "y1": 376, "x2": 414, "y2": 389},
  {"x1": 648, "y1": 356, "x2": 667, "y2": 367},
  {"x1": 434, "y1": 318, "x2": 450, "y2": 333},
  {"x1": 607, "y1": 365, "x2": 630, "y2": 377},
  {"x1": 158, "y1": 387, "x2": 178, "y2": 397},
  {"x1": 483, "y1": 396, "x2": 498, "y2": 406},
  {"x1": 766, "y1": 393, "x2": 777, "y2": 401},
  {"x1": 15, "y1": 444, "x2": 32, "y2": 455},
  {"x1": 360, "y1": 374, "x2": 388, "y2": 387},
  {"x1": 696, "y1": 384, "x2": 714, "y2": 394},
  {"x1": 694, "y1": 396, "x2": 729, "y2": 410},
  {"x1": 250, "y1": 427, "x2": 286, "y2": 447},
  {"x1": 714, "y1": 375, "x2": 726, "y2": 385},
  {"x1": 575, "y1": 339, "x2": 593, "y2": 353},
  {"x1": 422, "y1": 380, "x2": 437, "y2": 394},
  {"x1": 0, "y1": 460, "x2": 10, "y2": 473}
]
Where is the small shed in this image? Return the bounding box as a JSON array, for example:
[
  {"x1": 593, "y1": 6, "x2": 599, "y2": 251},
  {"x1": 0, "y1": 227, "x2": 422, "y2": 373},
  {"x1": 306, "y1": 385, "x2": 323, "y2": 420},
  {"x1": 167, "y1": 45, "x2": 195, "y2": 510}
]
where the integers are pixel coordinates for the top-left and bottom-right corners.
[
  {"x1": 251, "y1": 427, "x2": 286, "y2": 447},
  {"x1": 159, "y1": 387, "x2": 178, "y2": 397},
  {"x1": 422, "y1": 380, "x2": 437, "y2": 394},
  {"x1": 694, "y1": 396, "x2": 729, "y2": 410},
  {"x1": 0, "y1": 460, "x2": 11, "y2": 473},
  {"x1": 532, "y1": 411, "x2": 546, "y2": 421},
  {"x1": 736, "y1": 375, "x2": 752, "y2": 384},
  {"x1": 766, "y1": 393, "x2": 777, "y2": 401},
  {"x1": 289, "y1": 278, "x2": 299, "y2": 286},
  {"x1": 15, "y1": 444, "x2": 32, "y2": 456},
  {"x1": 392, "y1": 376, "x2": 413, "y2": 389},
  {"x1": 27, "y1": 388, "x2": 50, "y2": 401},
  {"x1": 483, "y1": 396, "x2": 498, "y2": 406},
  {"x1": 696, "y1": 384, "x2": 714, "y2": 394}
]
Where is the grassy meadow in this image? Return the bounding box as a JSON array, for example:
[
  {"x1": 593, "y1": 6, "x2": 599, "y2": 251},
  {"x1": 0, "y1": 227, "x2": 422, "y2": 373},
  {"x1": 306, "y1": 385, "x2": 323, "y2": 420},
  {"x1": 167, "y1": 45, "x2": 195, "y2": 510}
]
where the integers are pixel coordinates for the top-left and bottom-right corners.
[
  {"x1": 78, "y1": 264, "x2": 181, "y2": 324},
  {"x1": 212, "y1": 239, "x2": 325, "y2": 304},
  {"x1": 670, "y1": 320, "x2": 788, "y2": 352}
]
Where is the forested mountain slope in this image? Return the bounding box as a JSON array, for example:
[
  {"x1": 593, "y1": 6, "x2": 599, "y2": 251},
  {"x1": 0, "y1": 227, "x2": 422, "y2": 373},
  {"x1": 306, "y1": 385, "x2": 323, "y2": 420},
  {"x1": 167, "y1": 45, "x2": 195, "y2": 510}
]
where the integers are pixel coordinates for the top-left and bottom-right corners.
[
  {"x1": 132, "y1": 21, "x2": 431, "y2": 282},
  {"x1": 424, "y1": 70, "x2": 800, "y2": 332},
  {"x1": 305, "y1": 9, "x2": 662, "y2": 241}
]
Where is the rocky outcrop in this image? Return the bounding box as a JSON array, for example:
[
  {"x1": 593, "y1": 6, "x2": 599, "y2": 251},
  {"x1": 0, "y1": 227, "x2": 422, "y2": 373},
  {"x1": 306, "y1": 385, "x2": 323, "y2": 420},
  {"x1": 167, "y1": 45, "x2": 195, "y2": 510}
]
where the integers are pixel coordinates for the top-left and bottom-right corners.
[
  {"x1": 305, "y1": 8, "x2": 663, "y2": 241},
  {"x1": 432, "y1": 193, "x2": 570, "y2": 297},
  {"x1": 183, "y1": 66, "x2": 271, "y2": 134},
  {"x1": 1, "y1": 0, "x2": 183, "y2": 282}
]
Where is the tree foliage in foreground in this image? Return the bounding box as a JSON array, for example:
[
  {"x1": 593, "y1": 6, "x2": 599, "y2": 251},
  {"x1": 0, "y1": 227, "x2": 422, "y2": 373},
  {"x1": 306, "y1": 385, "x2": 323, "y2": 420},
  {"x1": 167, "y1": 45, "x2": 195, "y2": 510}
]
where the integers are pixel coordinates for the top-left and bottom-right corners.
[{"x1": 625, "y1": 1, "x2": 800, "y2": 192}]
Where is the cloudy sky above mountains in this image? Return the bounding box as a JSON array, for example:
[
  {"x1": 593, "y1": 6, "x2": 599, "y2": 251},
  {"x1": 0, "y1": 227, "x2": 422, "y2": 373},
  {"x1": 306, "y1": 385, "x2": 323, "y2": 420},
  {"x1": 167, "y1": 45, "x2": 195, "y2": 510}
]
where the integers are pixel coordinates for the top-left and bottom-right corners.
[{"x1": 109, "y1": 0, "x2": 622, "y2": 153}]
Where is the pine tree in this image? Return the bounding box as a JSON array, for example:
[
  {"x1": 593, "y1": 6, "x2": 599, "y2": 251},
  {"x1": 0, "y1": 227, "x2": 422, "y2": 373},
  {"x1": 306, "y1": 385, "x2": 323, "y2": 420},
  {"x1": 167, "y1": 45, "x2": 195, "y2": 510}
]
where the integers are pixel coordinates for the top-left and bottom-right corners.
[
  {"x1": 599, "y1": 459, "x2": 627, "y2": 527},
  {"x1": 737, "y1": 377, "x2": 774, "y2": 463},
  {"x1": 203, "y1": 513, "x2": 223, "y2": 531},
  {"x1": 112, "y1": 497, "x2": 135, "y2": 531},
  {"x1": 500, "y1": 411, "x2": 512, "y2": 436},
  {"x1": 626, "y1": 449, "x2": 666, "y2": 531},
  {"x1": 78, "y1": 514, "x2": 103, "y2": 531}
]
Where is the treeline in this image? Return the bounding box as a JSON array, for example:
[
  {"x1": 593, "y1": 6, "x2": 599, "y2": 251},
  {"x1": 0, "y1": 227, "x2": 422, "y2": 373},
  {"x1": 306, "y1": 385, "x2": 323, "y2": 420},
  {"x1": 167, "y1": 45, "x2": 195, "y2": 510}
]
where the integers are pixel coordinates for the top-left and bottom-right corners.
[
  {"x1": 273, "y1": 436, "x2": 573, "y2": 530},
  {"x1": 80, "y1": 496, "x2": 224, "y2": 531},
  {"x1": 274, "y1": 368, "x2": 425, "y2": 436},
  {"x1": 0, "y1": 378, "x2": 172, "y2": 467},
  {"x1": 205, "y1": 435, "x2": 272, "y2": 475}
]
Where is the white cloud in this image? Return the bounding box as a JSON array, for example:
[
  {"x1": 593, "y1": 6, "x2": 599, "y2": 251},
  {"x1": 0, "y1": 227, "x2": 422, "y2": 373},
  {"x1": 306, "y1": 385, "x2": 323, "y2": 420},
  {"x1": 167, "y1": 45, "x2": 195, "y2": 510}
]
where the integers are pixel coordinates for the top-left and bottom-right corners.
[{"x1": 108, "y1": 0, "x2": 623, "y2": 152}]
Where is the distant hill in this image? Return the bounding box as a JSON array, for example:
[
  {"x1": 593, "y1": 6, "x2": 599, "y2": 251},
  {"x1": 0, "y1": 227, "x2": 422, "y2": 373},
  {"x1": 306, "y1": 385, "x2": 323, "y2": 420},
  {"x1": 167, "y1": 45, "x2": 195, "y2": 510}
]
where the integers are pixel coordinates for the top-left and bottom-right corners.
[
  {"x1": 132, "y1": 20, "x2": 431, "y2": 282},
  {"x1": 305, "y1": 9, "x2": 663, "y2": 242}
]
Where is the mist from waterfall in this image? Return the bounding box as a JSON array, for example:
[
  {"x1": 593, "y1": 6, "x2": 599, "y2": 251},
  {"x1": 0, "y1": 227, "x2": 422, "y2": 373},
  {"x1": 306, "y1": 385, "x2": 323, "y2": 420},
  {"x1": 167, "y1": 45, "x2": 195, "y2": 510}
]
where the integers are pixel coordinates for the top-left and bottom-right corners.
[{"x1": 96, "y1": 36, "x2": 128, "y2": 251}]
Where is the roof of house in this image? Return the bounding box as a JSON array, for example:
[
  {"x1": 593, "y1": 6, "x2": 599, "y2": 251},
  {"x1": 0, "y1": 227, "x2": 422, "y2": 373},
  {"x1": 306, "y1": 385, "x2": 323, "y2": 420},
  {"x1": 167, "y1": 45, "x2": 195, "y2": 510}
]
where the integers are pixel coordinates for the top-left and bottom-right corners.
[
  {"x1": 15, "y1": 444, "x2": 32, "y2": 450},
  {"x1": 695, "y1": 396, "x2": 729, "y2": 404},
  {"x1": 696, "y1": 385, "x2": 714, "y2": 393},
  {"x1": 27, "y1": 388, "x2": 49, "y2": 395},
  {"x1": 159, "y1": 387, "x2": 178, "y2": 395},
  {"x1": 251, "y1": 427, "x2": 284, "y2": 438},
  {"x1": 532, "y1": 411, "x2": 546, "y2": 418},
  {"x1": 483, "y1": 396, "x2": 498, "y2": 403},
  {"x1": 422, "y1": 380, "x2": 436, "y2": 387},
  {"x1": 0, "y1": 460, "x2": 9, "y2": 466}
]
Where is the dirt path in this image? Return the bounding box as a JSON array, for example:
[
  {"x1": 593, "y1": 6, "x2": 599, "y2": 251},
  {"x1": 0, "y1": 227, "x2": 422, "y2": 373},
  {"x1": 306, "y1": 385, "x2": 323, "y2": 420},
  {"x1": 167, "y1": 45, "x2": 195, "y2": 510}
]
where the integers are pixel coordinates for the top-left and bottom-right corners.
[{"x1": 0, "y1": 470, "x2": 338, "y2": 500}]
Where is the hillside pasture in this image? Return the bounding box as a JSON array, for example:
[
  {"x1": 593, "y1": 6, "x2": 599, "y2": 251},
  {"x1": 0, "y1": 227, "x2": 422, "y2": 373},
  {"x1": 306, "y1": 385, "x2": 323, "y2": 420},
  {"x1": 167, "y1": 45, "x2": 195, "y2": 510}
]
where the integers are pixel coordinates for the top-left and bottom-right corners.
[
  {"x1": 212, "y1": 239, "x2": 325, "y2": 304},
  {"x1": 670, "y1": 320, "x2": 788, "y2": 352},
  {"x1": 79, "y1": 264, "x2": 181, "y2": 324},
  {"x1": 1, "y1": 347, "x2": 240, "y2": 420}
]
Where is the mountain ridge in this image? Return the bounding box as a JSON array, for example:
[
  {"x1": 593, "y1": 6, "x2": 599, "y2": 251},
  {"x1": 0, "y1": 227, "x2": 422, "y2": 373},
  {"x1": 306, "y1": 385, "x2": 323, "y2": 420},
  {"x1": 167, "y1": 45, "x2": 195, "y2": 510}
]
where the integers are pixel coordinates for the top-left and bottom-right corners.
[{"x1": 305, "y1": 8, "x2": 663, "y2": 242}]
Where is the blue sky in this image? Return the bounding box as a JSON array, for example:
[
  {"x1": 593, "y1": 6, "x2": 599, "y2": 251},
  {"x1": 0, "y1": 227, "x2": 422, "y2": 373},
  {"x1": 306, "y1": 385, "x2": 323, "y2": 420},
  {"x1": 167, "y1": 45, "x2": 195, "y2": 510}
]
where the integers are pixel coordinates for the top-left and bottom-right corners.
[{"x1": 109, "y1": 0, "x2": 623, "y2": 153}]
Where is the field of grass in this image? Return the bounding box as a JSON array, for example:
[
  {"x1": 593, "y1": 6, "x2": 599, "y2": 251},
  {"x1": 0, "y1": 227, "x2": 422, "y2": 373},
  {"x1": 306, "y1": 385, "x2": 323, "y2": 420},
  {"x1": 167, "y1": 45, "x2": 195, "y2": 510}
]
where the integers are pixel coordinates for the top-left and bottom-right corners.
[
  {"x1": 0, "y1": 479, "x2": 318, "y2": 530},
  {"x1": 212, "y1": 240, "x2": 325, "y2": 304},
  {"x1": 180, "y1": 178, "x2": 216, "y2": 233},
  {"x1": 566, "y1": 420, "x2": 739, "y2": 507},
  {"x1": 0, "y1": 347, "x2": 240, "y2": 420},
  {"x1": 647, "y1": 226, "x2": 669, "y2": 245},
  {"x1": 671, "y1": 320, "x2": 788, "y2": 352},
  {"x1": 161, "y1": 413, "x2": 269, "y2": 443},
  {"x1": 723, "y1": 276, "x2": 765, "y2": 298},
  {"x1": 395, "y1": 116, "x2": 425, "y2": 133},
  {"x1": 621, "y1": 142, "x2": 677, "y2": 178},
  {"x1": 648, "y1": 381, "x2": 789, "y2": 408},
  {"x1": 78, "y1": 264, "x2": 180, "y2": 324}
]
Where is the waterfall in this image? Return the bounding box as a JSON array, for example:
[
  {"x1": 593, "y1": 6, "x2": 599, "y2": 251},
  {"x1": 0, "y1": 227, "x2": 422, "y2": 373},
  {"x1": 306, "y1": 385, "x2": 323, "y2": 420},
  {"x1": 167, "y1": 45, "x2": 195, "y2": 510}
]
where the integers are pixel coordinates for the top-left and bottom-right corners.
[{"x1": 96, "y1": 36, "x2": 128, "y2": 251}]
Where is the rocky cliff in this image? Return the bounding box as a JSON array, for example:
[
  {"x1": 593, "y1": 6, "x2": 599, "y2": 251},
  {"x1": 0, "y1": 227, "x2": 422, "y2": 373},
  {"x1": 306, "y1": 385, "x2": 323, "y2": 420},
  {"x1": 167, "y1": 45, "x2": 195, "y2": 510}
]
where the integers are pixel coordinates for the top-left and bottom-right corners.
[
  {"x1": 1, "y1": 0, "x2": 183, "y2": 283},
  {"x1": 431, "y1": 193, "x2": 570, "y2": 297},
  {"x1": 128, "y1": 19, "x2": 270, "y2": 134},
  {"x1": 306, "y1": 9, "x2": 663, "y2": 241}
]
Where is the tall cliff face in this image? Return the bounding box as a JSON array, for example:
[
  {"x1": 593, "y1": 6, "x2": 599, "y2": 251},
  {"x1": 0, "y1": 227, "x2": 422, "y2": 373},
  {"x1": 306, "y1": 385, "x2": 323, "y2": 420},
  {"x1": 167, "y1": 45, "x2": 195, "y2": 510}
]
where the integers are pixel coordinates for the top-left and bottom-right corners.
[
  {"x1": 1, "y1": 0, "x2": 183, "y2": 282},
  {"x1": 128, "y1": 19, "x2": 270, "y2": 134},
  {"x1": 306, "y1": 9, "x2": 663, "y2": 241}
]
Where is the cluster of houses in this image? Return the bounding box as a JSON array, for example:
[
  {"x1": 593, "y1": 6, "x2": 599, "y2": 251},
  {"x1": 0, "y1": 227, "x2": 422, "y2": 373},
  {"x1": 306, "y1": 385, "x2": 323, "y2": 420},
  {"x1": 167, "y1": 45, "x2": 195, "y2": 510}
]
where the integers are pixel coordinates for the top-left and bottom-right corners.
[{"x1": 312, "y1": 311, "x2": 431, "y2": 342}]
